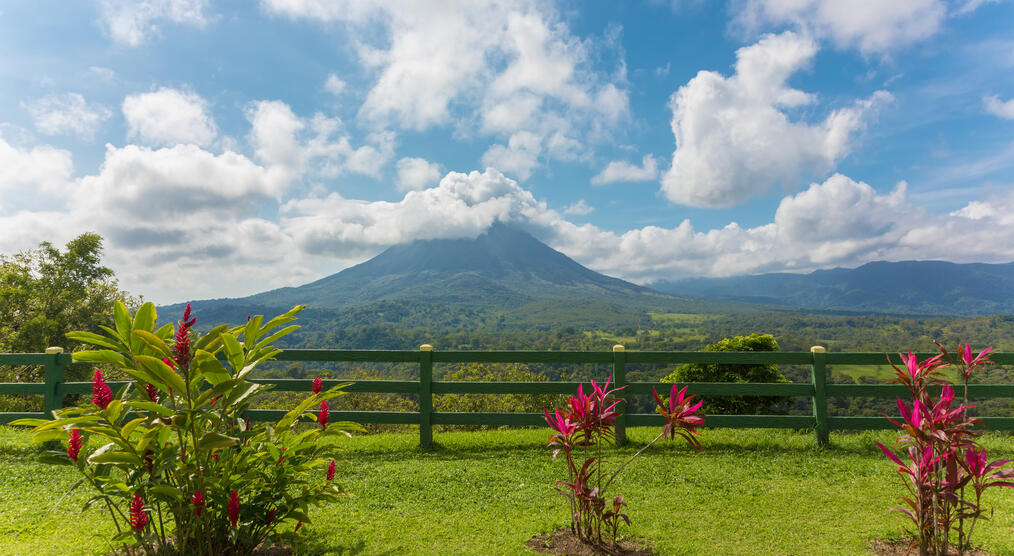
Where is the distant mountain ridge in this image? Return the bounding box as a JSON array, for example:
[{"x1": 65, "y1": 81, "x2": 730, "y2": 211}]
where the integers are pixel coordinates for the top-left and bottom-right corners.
[{"x1": 651, "y1": 260, "x2": 1014, "y2": 315}]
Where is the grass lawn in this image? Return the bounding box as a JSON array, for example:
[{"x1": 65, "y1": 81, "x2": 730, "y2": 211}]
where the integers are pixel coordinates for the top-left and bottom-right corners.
[{"x1": 3, "y1": 426, "x2": 1014, "y2": 555}]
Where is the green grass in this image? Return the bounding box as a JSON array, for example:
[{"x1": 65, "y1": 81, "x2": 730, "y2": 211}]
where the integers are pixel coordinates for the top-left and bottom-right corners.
[{"x1": 3, "y1": 427, "x2": 1014, "y2": 555}]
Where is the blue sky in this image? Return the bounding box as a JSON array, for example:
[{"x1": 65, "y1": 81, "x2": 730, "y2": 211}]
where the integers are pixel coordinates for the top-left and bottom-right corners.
[{"x1": 0, "y1": 0, "x2": 1012, "y2": 304}]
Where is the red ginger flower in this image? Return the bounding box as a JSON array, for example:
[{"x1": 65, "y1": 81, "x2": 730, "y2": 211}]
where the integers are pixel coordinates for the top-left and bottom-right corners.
[
  {"x1": 327, "y1": 459, "x2": 336, "y2": 482},
  {"x1": 144, "y1": 382, "x2": 159, "y2": 403},
  {"x1": 267, "y1": 509, "x2": 276, "y2": 524},
  {"x1": 294, "y1": 520, "x2": 302, "y2": 532},
  {"x1": 172, "y1": 304, "x2": 197, "y2": 369},
  {"x1": 312, "y1": 376, "x2": 323, "y2": 394},
  {"x1": 67, "y1": 429, "x2": 82, "y2": 462},
  {"x1": 192, "y1": 490, "x2": 204, "y2": 516},
  {"x1": 91, "y1": 369, "x2": 113, "y2": 410},
  {"x1": 129, "y1": 493, "x2": 148, "y2": 531},
  {"x1": 318, "y1": 400, "x2": 330, "y2": 429},
  {"x1": 228, "y1": 489, "x2": 240, "y2": 528}
]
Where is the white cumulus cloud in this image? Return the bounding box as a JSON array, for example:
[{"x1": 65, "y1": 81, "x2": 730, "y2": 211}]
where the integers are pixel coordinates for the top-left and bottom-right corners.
[
  {"x1": 99, "y1": 0, "x2": 211, "y2": 46},
  {"x1": 591, "y1": 155, "x2": 659, "y2": 185},
  {"x1": 984, "y1": 95, "x2": 1014, "y2": 119},
  {"x1": 661, "y1": 32, "x2": 891, "y2": 207},
  {"x1": 0, "y1": 135, "x2": 73, "y2": 194},
  {"x1": 396, "y1": 157, "x2": 442, "y2": 191},
  {"x1": 23, "y1": 93, "x2": 112, "y2": 139},
  {"x1": 563, "y1": 199, "x2": 594, "y2": 215},
  {"x1": 123, "y1": 87, "x2": 218, "y2": 147}
]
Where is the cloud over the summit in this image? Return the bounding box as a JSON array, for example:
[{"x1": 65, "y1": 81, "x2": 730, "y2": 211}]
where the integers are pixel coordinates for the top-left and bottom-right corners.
[{"x1": 123, "y1": 88, "x2": 218, "y2": 147}]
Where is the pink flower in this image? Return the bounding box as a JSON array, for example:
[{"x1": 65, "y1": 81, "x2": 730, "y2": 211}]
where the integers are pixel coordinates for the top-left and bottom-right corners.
[
  {"x1": 91, "y1": 369, "x2": 113, "y2": 410},
  {"x1": 67, "y1": 429, "x2": 82, "y2": 462},
  {"x1": 228, "y1": 489, "x2": 240, "y2": 528},
  {"x1": 326, "y1": 460, "x2": 336, "y2": 482},
  {"x1": 312, "y1": 377, "x2": 323, "y2": 394},
  {"x1": 144, "y1": 383, "x2": 159, "y2": 403},
  {"x1": 192, "y1": 490, "x2": 204, "y2": 516},
  {"x1": 130, "y1": 493, "x2": 148, "y2": 531},
  {"x1": 173, "y1": 304, "x2": 197, "y2": 369},
  {"x1": 318, "y1": 400, "x2": 330, "y2": 430}
]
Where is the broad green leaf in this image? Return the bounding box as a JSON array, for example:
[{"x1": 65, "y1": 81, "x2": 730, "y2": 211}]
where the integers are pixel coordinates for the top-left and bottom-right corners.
[
  {"x1": 37, "y1": 451, "x2": 72, "y2": 465},
  {"x1": 221, "y1": 333, "x2": 244, "y2": 373},
  {"x1": 65, "y1": 331, "x2": 124, "y2": 351},
  {"x1": 132, "y1": 302, "x2": 157, "y2": 332},
  {"x1": 126, "y1": 401, "x2": 174, "y2": 418},
  {"x1": 244, "y1": 314, "x2": 264, "y2": 349},
  {"x1": 8, "y1": 418, "x2": 50, "y2": 427},
  {"x1": 276, "y1": 392, "x2": 324, "y2": 430},
  {"x1": 113, "y1": 301, "x2": 131, "y2": 344},
  {"x1": 132, "y1": 329, "x2": 172, "y2": 359},
  {"x1": 198, "y1": 432, "x2": 239, "y2": 450},
  {"x1": 253, "y1": 325, "x2": 300, "y2": 352},
  {"x1": 195, "y1": 323, "x2": 228, "y2": 351},
  {"x1": 73, "y1": 349, "x2": 130, "y2": 368},
  {"x1": 225, "y1": 382, "x2": 260, "y2": 407},
  {"x1": 260, "y1": 305, "x2": 305, "y2": 336},
  {"x1": 135, "y1": 355, "x2": 187, "y2": 394},
  {"x1": 196, "y1": 379, "x2": 240, "y2": 407},
  {"x1": 102, "y1": 400, "x2": 124, "y2": 424},
  {"x1": 89, "y1": 451, "x2": 142, "y2": 466},
  {"x1": 121, "y1": 416, "x2": 146, "y2": 439},
  {"x1": 193, "y1": 349, "x2": 232, "y2": 385},
  {"x1": 154, "y1": 322, "x2": 175, "y2": 341},
  {"x1": 149, "y1": 485, "x2": 183, "y2": 501}
]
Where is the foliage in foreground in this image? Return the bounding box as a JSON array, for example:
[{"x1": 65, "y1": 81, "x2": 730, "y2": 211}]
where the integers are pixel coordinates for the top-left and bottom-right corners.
[
  {"x1": 544, "y1": 380, "x2": 704, "y2": 549},
  {"x1": 14, "y1": 302, "x2": 362, "y2": 555},
  {"x1": 876, "y1": 342, "x2": 1014, "y2": 555}
]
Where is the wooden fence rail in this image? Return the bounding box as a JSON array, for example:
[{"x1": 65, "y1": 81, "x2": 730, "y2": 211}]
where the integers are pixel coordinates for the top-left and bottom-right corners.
[{"x1": 2, "y1": 346, "x2": 1013, "y2": 447}]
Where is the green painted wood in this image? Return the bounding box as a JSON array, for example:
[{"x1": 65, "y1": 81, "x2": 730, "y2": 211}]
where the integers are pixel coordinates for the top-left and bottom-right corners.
[
  {"x1": 830, "y1": 416, "x2": 1014, "y2": 430},
  {"x1": 627, "y1": 413, "x2": 815, "y2": 428},
  {"x1": 248, "y1": 379, "x2": 419, "y2": 393},
  {"x1": 613, "y1": 347, "x2": 627, "y2": 446},
  {"x1": 58, "y1": 381, "x2": 130, "y2": 395},
  {"x1": 0, "y1": 383, "x2": 47, "y2": 395},
  {"x1": 419, "y1": 347, "x2": 433, "y2": 448},
  {"x1": 42, "y1": 352, "x2": 65, "y2": 418},
  {"x1": 432, "y1": 412, "x2": 546, "y2": 426},
  {"x1": 0, "y1": 412, "x2": 46, "y2": 425},
  {"x1": 625, "y1": 382, "x2": 813, "y2": 396},
  {"x1": 274, "y1": 350, "x2": 420, "y2": 363},
  {"x1": 433, "y1": 381, "x2": 586, "y2": 394},
  {"x1": 244, "y1": 409, "x2": 420, "y2": 424},
  {"x1": 0, "y1": 354, "x2": 52, "y2": 365},
  {"x1": 432, "y1": 351, "x2": 613, "y2": 363},
  {"x1": 626, "y1": 352, "x2": 813, "y2": 364},
  {"x1": 811, "y1": 349, "x2": 829, "y2": 446}
]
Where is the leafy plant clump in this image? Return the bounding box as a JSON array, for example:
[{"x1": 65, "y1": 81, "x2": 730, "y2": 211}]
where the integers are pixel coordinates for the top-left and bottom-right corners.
[
  {"x1": 875, "y1": 342, "x2": 1014, "y2": 555},
  {"x1": 543, "y1": 380, "x2": 704, "y2": 550},
  {"x1": 14, "y1": 302, "x2": 363, "y2": 555}
]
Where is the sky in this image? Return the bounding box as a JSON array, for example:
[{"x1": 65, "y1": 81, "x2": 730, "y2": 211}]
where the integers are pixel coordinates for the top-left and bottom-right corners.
[{"x1": 0, "y1": 0, "x2": 1013, "y2": 304}]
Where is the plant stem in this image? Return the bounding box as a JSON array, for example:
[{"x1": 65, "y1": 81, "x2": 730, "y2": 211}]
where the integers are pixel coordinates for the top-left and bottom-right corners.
[{"x1": 602, "y1": 431, "x2": 665, "y2": 493}]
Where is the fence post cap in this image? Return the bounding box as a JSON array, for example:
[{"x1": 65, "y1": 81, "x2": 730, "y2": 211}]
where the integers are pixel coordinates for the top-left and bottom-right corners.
[
  {"x1": 612, "y1": 344, "x2": 625, "y2": 352},
  {"x1": 45, "y1": 346, "x2": 64, "y2": 354},
  {"x1": 419, "y1": 344, "x2": 433, "y2": 352},
  {"x1": 810, "y1": 345, "x2": 826, "y2": 354}
]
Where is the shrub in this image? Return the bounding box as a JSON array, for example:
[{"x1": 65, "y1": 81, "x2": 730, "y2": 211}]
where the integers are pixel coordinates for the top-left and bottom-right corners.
[
  {"x1": 435, "y1": 363, "x2": 565, "y2": 430},
  {"x1": 875, "y1": 342, "x2": 1014, "y2": 555},
  {"x1": 14, "y1": 302, "x2": 363, "y2": 555},
  {"x1": 661, "y1": 333, "x2": 788, "y2": 414},
  {"x1": 544, "y1": 380, "x2": 704, "y2": 549}
]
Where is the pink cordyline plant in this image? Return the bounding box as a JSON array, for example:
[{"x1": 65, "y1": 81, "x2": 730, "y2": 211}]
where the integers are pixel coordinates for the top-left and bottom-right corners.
[
  {"x1": 91, "y1": 369, "x2": 113, "y2": 410},
  {"x1": 544, "y1": 380, "x2": 704, "y2": 549},
  {"x1": 876, "y1": 343, "x2": 1014, "y2": 555}
]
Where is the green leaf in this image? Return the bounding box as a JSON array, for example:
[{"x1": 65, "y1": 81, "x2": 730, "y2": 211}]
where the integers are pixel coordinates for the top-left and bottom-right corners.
[
  {"x1": 126, "y1": 401, "x2": 174, "y2": 418},
  {"x1": 37, "y1": 451, "x2": 72, "y2": 465},
  {"x1": 194, "y1": 323, "x2": 228, "y2": 351},
  {"x1": 253, "y1": 325, "x2": 300, "y2": 352},
  {"x1": 154, "y1": 322, "x2": 175, "y2": 341},
  {"x1": 132, "y1": 329, "x2": 173, "y2": 359},
  {"x1": 135, "y1": 355, "x2": 187, "y2": 394},
  {"x1": 73, "y1": 349, "x2": 129, "y2": 368},
  {"x1": 225, "y1": 381, "x2": 260, "y2": 407},
  {"x1": 196, "y1": 379, "x2": 240, "y2": 407},
  {"x1": 244, "y1": 314, "x2": 265, "y2": 349},
  {"x1": 8, "y1": 418, "x2": 50, "y2": 427},
  {"x1": 113, "y1": 301, "x2": 131, "y2": 345},
  {"x1": 121, "y1": 416, "x2": 146, "y2": 439},
  {"x1": 198, "y1": 432, "x2": 239, "y2": 450},
  {"x1": 89, "y1": 451, "x2": 142, "y2": 466},
  {"x1": 148, "y1": 485, "x2": 183, "y2": 501},
  {"x1": 132, "y1": 302, "x2": 157, "y2": 333},
  {"x1": 221, "y1": 333, "x2": 244, "y2": 373},
  {"x1": 102, "y1": 400, "x2": 124, "y2": 424},
  {"x1": 193, "y1": 349, "x2": 232, "y2": 385},
  {"x1": 65, "y1": 331, "x2": 124, "y2": 351},
  {"x1": 260, "y1": 305, "x2": 305, "y2": 336}
]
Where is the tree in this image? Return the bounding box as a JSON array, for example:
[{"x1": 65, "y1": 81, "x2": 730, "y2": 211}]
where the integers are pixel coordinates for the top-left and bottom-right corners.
[
  {"x1": 0, "y1": 233, "x2": 137, "y2": 379},
  {"x1": 661, "y1": 333, "x2": 789, "y2": 415}
]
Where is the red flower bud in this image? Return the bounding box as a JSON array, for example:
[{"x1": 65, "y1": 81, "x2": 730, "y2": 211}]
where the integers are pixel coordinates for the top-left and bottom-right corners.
[
  {"x1": 67, "y1": 429, "x2": 82, "y2": 462},
  {"x1": 145, "y1": 383, "x2": 159, "y2": 403},
  {"x1": 318, "y1": 400, "x2": 330, "y2": 430},
  {"x1": 91, "y1": 370, "x2": 113, "y2": 410},
  {"x1": 312, "y1": 377, "x2": 323, "y2": 394},
  {"x1": 277, "y1": 447, "x2": 286, "y2": 465},
  {"x1": 326, "y1": 459, "x2": 336, "y2": 482},
  {"x1": 130, "y1": 493, "x2": 148, "y2": 531},
  {"x1": 294, "y1": 520, "x2": 302, "y2": 532},
  {"x1": 173, "y1": 304, "x2": 197, "y2": 369},
  {"x1": 228, "y1": 489, "x2": 240, "y2": 528},
  {"x1": 192, "y1": 490, "x2": 204, "y2": 516},
  {"x1": 267, "y1": 509, "x2": 276, "y2": 524}
]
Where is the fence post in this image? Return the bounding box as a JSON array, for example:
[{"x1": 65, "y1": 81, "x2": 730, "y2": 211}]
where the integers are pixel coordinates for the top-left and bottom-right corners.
[
  {"x1": 612, "y1": 344, "x2": 627, "y2": 446},
  {"x1": 419, "y1": 344, "x2": 434, "y2": 448},
  {"x1": 43, "y1": 347, "x2": 66, "y2": 418},
  {"x1": 810, "y1": 345, "x2": 829, "y2": 447}
]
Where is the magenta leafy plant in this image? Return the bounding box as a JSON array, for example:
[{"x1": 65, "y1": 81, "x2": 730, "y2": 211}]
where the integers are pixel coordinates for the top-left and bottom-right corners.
[
  {"x1": 544, "y1": 380, "x2": 704, "y2": 549},
  {"x1": 14, "y1": 302, "x2": 363, "y2": 555},
  {"x1": 875, "y1": 343, "x2": 1014, "y2": 555}
]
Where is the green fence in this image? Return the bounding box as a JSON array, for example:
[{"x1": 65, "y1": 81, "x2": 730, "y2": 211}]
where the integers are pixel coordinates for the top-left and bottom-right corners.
[{"x1": 2, "y1": 346, "x2": 1013, "y2": 448}]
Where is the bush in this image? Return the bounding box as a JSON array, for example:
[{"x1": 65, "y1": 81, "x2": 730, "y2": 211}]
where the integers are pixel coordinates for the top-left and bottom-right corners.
[{"x1": 661, "y1": 333, "x2": 789, "y2": 414}]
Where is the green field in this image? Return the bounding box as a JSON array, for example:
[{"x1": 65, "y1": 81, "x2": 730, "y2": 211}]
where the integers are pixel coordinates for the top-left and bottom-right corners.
[{"x1": 3, "y1": 426, "x2": 1014, "y2": 555}]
